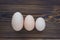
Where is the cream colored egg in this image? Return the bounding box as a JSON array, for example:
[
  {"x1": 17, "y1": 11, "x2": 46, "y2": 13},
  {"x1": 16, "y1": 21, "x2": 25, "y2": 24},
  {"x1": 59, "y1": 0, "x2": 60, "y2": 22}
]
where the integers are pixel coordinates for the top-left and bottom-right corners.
[
  {"x1": 36, "y1": 17, "x2": 46, "y2": 31},
  {"x1": 24, "y1": 15, "x2": 35, "y2": 31},
  {"x1": 11, "y1": 12, "x2": 23, "y2": 31}
]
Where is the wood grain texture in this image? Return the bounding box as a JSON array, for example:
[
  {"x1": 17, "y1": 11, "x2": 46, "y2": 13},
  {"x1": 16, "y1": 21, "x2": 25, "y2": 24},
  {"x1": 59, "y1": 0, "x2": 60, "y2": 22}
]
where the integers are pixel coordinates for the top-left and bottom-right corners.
[
  {"x1": 0, "y1": 39, "x2": 60, "y2": 40},
  {"x1": 0, "y1": 0, "x2": 60, "y2": 5},
  {"x1": 0, "y1": 20, "x2": 60, "y2": 39},
  {"x1": 0, "y1": 5, "x2": 52, "y2": 15},
  {"x1": 0, "y1": 0, "x2": 60, "y2": 39}
]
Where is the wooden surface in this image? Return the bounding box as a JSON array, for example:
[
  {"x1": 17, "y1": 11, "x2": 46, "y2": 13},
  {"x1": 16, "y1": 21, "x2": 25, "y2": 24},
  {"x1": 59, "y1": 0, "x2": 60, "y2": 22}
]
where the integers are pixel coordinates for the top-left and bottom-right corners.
[{"x1": 0, "y1": 0, "x2": 60, "y2": 40}]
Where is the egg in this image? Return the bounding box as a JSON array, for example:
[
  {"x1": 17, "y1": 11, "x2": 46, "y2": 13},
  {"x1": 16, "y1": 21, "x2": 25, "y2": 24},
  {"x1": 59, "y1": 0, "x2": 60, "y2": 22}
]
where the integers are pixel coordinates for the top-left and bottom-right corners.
[
  {"x1": 11, "y1": 12, "x2": 23, "y2": 31},
  {"x1": 24, "y1": 15, "x2": 35, "y2": 31},
  {"x1": 36, "y1": 17, "x2": 46, "y2": 31}
]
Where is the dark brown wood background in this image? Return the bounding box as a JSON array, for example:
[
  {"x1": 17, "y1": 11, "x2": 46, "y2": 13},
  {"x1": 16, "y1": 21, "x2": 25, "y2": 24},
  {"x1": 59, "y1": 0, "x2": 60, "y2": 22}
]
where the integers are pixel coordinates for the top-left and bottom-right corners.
[{"x1": 0, "y1": 0, "x2": 60, "y2": 40}]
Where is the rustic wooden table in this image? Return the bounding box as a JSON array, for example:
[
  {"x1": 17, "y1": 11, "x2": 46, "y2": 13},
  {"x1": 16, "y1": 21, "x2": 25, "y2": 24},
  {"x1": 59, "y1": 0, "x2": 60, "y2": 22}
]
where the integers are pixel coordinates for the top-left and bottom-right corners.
[{"x1": 0, "y1": 0, "x2": 60, "y2": 40}]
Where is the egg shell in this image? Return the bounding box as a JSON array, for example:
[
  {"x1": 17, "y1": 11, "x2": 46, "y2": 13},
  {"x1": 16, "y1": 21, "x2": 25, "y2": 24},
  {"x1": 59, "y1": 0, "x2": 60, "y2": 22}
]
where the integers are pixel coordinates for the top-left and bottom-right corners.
[
  {"x1": 12, "y1": 12, "x2": 23, "y2": 31},
  {"x1": 24, "y1": 15, "x2": 35, "y2": 31},
  {"x1": 36, "y1": 17, "x2": 46, "y2": 31}
]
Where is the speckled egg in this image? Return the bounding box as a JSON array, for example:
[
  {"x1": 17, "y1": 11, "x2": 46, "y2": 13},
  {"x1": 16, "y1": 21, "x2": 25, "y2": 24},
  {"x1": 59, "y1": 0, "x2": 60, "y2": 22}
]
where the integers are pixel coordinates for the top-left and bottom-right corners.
[
  {"x1": 36, "y1": 17, "x2": 46, "y2": 31},
  {"x1": 24, "y1": 15, "x2": 35, "y2": 31},
  {"x1": 11, "y1": 12, "x2": 23, "y2": 31}
]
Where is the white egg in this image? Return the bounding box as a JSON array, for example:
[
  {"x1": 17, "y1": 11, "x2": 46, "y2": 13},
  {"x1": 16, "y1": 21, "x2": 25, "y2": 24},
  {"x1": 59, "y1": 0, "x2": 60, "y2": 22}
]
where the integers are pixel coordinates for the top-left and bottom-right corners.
[
  {"x1": 36, "y1": 17, "x2": 46, "y2": 31},
  {"x1": 11, "y1": 12, "x2": 23, "y2": 31},
  {"x1": 24, "y1": 15, "x2": 35, "y2": 31}
]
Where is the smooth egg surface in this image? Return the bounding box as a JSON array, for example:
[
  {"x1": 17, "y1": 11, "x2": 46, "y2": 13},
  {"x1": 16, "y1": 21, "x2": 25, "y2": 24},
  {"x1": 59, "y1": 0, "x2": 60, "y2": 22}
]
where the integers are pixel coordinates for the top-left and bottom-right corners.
[
  {"x1": 24, "y1": 15, "x2": 35, "y2": 31},
  {"x1": 12, "y1": 12, "x2": 23, "y2": 31},
  {"x1": 36, "y1": 17, "x2": 46, "y2": 31}
]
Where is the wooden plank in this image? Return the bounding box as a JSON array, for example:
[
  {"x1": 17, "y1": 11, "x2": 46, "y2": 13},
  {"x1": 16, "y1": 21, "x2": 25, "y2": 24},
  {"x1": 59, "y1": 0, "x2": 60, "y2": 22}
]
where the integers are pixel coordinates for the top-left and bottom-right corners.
[
  {"x1": 0, "y1": 0, "x2": 46, "y2": 5},
  {"x1": 0, "y1": 5, "x2": 60, "y2": 15},
  {"x1": 0, "y1": 39, "x2": 44, "y2": 40},
  {"x1": 0, "y1": 0, "x2": 60, "y2": 5},
  {"x1": 0, "y1": 39, "x2": 60, "y2": 40},
  {"x1": 0, "y1": 20, "x2": 60, "y2": 39},
  {"x1": 0, "y1": 0, "x2": 50, "y2": 5},
  {"x1": 0, "y1": 5, "x2": 57, "y2": 15}
]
